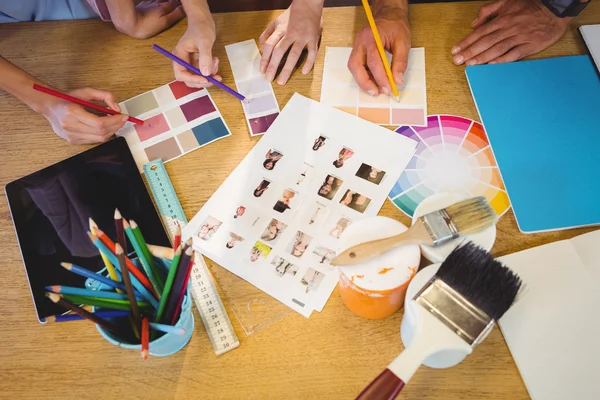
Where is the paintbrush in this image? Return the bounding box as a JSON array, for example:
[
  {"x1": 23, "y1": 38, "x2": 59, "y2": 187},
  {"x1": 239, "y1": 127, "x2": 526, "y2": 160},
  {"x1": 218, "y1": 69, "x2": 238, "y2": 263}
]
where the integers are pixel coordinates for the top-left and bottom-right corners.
[
  {"x1": 331, "y1": 196, "x2": 497, "y2": 266},
  {"x1": 355, "y1": 243, "x2": 522, "y2": 400}
]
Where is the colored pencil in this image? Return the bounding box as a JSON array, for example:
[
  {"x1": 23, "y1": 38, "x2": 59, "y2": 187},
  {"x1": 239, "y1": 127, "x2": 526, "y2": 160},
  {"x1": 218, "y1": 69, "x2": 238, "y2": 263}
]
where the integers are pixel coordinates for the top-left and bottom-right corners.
[
  {"x1": 152, "y1": 44, "x2": 248, "y2": 103},
  {"x1": 141, "y1": 317, "x2": 149, "y2": 360},
  {"x1": 155, "y1": 245, "x2": 183, "y2": 324},
  {"x1": 60, "y1": 293, "x2": 153, "y2": 312},
  {"x1": 173, "y1": 222, "x2": 181, "y2": 250},
  {"x1": 42, "y1": 310, "x2": 130, "y2": 323},
  {"x1": 45, "y1": 285, "x2": 143, "y2": 301},
  {"x1": 61, "y1": 262, "x2": 128, "y2": 292},
  {"x1": 32, "y1": 84, "x2": 145, "y2": 125},
  {"x1": 164, "y1": 244, "x2": 194, "y2": 324},
  {"x1": 89, "y1": 230, "x2": 159, "y2": 302},
  {"x1": 149, "y1": 322, "x2": 186, "y2": 336},
  {"x1": 360, "y1": 0, "x2": 400, "y2": 101},
  {"x1": 116, "y1": 243, "x2": 142, "y2": 333},
  {"x1": 99, "y1": 252, "x2": 123, "y2": 294},
  {"x1": 171, "y1": 252, "x2": 195, "y2": 325},
  {"x1": 45, "y1": 292, "x2": 119, "y2": 333},
  {"x1": 130, "y1": 220, "x2": 164, "y2": 292},
  {"x1": 148, "y1": 244, "x2": 174, "y2": 261},
  {"x1": 123, "y1": 220, "x2": 162, "y2": 295},
  {"x1": 114, "y1": 208, "x2": 128, "y2": 254}
]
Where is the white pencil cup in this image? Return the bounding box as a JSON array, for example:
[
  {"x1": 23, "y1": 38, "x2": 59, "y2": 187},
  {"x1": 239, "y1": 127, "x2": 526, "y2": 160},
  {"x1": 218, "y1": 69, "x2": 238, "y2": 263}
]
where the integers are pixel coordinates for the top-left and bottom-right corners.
[{"x1": 400, "y1": 263, "x2": 469, "y2": 368}]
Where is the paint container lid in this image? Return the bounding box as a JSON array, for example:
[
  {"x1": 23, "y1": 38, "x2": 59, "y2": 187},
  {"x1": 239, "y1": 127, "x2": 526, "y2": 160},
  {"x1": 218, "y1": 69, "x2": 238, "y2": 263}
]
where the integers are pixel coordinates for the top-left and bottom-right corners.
[
  {"x1": 338, "y1": 216, "x2": 420, "y2": 292},
  {"x1": 412, "y1": 192, "x2": 496, "y2": 263}
]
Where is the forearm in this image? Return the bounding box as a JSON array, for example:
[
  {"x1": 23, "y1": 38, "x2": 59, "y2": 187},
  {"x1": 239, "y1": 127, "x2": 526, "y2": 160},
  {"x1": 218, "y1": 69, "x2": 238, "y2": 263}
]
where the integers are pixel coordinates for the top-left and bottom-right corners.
[
  {"x1": 181, "y1": 0, "x2": 213, "y2": 23},
  {"x1": 373, "y1": 0, "x2": 409, "y2": 17},
  {"x1": 0, "y1": 56, "x2": 53, "y2": 115},
  {"x1": 105, "y1": 0, "x2": 139, "y2": 36}
]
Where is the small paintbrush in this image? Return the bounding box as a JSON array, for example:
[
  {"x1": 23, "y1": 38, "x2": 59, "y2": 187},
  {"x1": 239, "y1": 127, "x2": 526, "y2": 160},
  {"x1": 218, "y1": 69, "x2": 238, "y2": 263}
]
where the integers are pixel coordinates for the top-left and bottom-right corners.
[
  {"x1": 331, "y1": 196, "x2": 497, "y2": 266},
  {"x1": 355, "y1": 243, "x2": 522, "y2": 400}
]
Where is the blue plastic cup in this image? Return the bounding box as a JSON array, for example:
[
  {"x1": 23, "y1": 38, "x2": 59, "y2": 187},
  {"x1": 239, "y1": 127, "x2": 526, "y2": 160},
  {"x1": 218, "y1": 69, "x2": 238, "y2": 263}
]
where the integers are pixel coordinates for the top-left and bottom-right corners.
[{"x1": 87, "y1": 256, "x2": 194, "y2": 357}]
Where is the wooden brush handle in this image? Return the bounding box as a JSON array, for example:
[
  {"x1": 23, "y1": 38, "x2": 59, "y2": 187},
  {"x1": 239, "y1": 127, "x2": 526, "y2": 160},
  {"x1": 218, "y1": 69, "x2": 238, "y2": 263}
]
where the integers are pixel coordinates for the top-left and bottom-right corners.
[{"x1": 355, "y1": 369, "x2": 405, "y2": 400}]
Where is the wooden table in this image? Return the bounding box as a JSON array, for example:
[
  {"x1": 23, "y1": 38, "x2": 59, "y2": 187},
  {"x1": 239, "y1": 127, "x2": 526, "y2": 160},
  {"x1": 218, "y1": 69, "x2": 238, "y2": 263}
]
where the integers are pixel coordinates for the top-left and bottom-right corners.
[{"x1": 1, "y1": 3, "x2": 598, "y2": 399}]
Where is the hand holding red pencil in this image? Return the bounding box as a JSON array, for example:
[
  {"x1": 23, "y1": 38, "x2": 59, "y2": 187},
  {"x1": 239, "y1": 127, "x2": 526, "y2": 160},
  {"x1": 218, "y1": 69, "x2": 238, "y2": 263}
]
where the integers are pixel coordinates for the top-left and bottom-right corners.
[{"x1": 39, "y1": 86, "x2": 129, "y2": 145}]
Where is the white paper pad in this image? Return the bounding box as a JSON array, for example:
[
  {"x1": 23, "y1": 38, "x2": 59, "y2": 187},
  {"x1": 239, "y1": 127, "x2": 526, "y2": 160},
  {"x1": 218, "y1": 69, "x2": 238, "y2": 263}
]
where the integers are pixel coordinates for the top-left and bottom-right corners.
[
  {"x1": 182, "y1": 94, "x2": 417, "y2": 316},
  {"x1": 498, "y1": 230, "x2": 600, "y2": 400},
  {"x1": 320, "y1": 47, "x2": 427, "y2": 126},
  {"x1": 225, "y1": 39, "x2": 281, "y2": 136},
  {"x1": 581, "y1": 25, "x2": 600, "y2": 72}
]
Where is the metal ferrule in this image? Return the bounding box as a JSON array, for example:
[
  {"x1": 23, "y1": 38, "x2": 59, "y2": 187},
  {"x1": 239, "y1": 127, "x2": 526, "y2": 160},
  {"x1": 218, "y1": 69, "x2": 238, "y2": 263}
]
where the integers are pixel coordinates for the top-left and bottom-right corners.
[
  {"x1": 420, "y1": 209, "x2": 459, "y2": 247},
  {"x1": 413, "y1": 277, "x2": 495, "y2": 347}
]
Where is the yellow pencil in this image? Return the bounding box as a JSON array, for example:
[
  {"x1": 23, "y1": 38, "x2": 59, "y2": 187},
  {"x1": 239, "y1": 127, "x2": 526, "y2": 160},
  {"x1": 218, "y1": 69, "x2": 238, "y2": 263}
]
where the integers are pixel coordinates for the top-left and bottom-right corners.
[
  {"x1": 90, "y1": 217, "x2": 123, "y2": 294},
  {"x1": 360, "y1": 0, "x2": 400, "y2": 101}
]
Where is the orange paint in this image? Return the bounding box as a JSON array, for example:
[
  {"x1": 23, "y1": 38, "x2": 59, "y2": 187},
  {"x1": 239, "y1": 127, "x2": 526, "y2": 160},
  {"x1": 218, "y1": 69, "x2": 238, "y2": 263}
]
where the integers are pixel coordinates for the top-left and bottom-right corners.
[
  {"x1": 339, "y1": 267, "x2": 417, "y2": 320},
  {"x1": 378, "y1": 267, "x2": 394, "y2": 275}
]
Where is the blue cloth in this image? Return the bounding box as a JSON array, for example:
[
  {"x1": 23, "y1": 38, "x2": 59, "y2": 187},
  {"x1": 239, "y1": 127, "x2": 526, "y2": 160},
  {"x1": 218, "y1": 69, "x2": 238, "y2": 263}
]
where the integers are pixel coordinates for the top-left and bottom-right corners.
[{"x1": 0, "y1": 0, "x2": 97, "y2": 23}]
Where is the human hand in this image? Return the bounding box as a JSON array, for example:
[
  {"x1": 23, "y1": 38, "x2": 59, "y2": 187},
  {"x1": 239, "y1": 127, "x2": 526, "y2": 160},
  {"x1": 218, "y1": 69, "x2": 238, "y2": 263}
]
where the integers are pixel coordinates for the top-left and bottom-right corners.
[
  {"x1": 128, "y1": 0, "x2": 186, "y2": 39},
  {"x1": 172, "y1": 13, "x2": 221, "y2": 87},
  {"x1": 43, "y1": 88, "x2": 127, "y2": 145},
  {"x1": 259, "y1": 1, "x2": 323, "y2": 85},
  {"x1": 452, "y1": 0, "x2": 570, "y2": 66},
  {"x1": 348, "y1": 6, "x2": 410, "y2": 96}
]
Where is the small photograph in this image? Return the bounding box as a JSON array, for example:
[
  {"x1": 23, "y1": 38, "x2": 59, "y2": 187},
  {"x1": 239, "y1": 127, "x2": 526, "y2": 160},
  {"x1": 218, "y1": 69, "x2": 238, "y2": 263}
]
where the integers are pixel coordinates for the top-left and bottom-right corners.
[
  {"x1": 271, "y1": 256, "x2": 299, "y2": 277},
  {"x1": 339, "y1": 190, "x2": 372, "y2": 213},
  {"x1": 333, "y1": 147, "x2": 355, "y2": 168},
  {"x1": 313, "y1": 246, "x2": 336, "y2": 265},
  {"x1": 312, "y1": 135, "x2": 327, "y2": 151},
  {"x1": 225, "y1": 232, "x2": 245, "y2": 249},
  {"x1": 233, "y1": 205, "x2": 246, "y2": 219},
  {"x1": 287, "y1": 231, "x2": 313, "y2": 258},
  {"x1": 253, "y1": 179, "x2": 271, "y2": 197},
  {"x1": 301, "y1": 268, "x2": 326, "y2": 293},
  {"x1": 249, "y1": 241, "x2": 272, "y2": 262},
  {"x1": 296, "y1": 163, "x2": 314, "y2": 186},
  {"x1": 273, "y1": 188, "x2": 298, "y2": 213},
  {"x1": 330, "y1": 217, "x2": 352, "y2": 239},
  {"x1": 356, "y1": 163, "x2": 386, "y2": 185},
  {"x1": 260, "y1": 218, "x2": 288, "y2": 243},
  {"x1": 197, "y1": 216, "x2": 222, "y2": 240},
  {"x1": 263, "y1": 149, "x2": 283, "y2": 171},
  {"x1": 317, "y1": 174, "x2": 343, "y2": 200},
  {"x1": 300, "y1": 201, "x2": 329, "y2": 227}
]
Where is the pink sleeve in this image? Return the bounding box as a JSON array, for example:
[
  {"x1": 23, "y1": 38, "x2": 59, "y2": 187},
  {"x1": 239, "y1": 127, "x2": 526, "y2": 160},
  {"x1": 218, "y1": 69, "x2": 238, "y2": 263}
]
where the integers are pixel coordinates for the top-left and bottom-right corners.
[{"x1": 86, "y1": 0, "x2": 112, "y2": 21}]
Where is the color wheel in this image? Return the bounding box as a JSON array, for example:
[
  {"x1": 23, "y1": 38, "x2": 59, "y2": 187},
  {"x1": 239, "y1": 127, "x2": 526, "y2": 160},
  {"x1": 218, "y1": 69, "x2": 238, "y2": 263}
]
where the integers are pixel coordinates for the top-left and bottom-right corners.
[{"x1": 389, "y1": 115, "x2": 511, "y2": 217}]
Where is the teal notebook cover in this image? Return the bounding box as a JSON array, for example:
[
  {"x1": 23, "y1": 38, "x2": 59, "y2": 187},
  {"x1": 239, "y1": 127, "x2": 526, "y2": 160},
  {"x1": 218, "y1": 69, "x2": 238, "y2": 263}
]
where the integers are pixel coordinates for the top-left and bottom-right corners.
[{"x1": 466, "y1": 56, "x2": 600, "y2": 233}]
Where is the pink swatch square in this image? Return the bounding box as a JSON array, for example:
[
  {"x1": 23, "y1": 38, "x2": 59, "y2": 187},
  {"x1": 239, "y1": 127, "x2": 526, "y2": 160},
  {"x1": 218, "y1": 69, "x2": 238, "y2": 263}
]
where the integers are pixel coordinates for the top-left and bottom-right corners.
[{"x1": 134, "y1": 114, "x2": 170, "y2": 141}]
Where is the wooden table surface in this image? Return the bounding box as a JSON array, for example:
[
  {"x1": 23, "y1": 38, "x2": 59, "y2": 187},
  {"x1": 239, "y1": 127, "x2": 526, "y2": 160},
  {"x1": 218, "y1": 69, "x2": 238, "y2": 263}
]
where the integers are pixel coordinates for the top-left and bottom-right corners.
[{"x1": 1, "y1": 3, "x2": 599, "y2": 399}]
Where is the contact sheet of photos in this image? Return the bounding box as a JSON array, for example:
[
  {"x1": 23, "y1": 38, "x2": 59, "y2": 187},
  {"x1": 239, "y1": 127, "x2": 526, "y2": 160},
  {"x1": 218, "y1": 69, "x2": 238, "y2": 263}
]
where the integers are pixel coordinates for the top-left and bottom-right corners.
[{"x1": 183, "y1": 94, "x2": 417, "y2": 317}]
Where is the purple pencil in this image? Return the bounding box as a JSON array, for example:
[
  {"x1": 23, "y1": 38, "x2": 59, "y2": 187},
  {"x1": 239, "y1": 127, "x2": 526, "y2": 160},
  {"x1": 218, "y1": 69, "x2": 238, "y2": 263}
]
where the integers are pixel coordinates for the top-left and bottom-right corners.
[{"x1": 152, "y1": 44, "x2": 248, "y2": 103}]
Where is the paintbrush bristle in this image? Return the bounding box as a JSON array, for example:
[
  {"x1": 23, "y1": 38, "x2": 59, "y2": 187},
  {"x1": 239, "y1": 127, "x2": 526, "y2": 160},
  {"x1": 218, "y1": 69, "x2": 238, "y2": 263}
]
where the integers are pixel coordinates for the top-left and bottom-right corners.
[
  {"x1": 436, "y1": 243, "x2": 522, "y2": 320},
  {"x1": 445, "y1": 196, "x2": 497, "y2": 235}
]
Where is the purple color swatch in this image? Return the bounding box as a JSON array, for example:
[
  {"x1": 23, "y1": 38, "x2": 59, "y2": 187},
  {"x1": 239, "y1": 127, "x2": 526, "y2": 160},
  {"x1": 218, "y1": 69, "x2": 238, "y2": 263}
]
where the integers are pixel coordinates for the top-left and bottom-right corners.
[
  {"x1": 244, "y1": 94, "x2": 277, "y2": 115},
  {"x1": 249, "y1": 112, "x2": 279, "y2": 136},
  {"x1": 180, "y1": 95, "x2": 216, "y2": 122}
]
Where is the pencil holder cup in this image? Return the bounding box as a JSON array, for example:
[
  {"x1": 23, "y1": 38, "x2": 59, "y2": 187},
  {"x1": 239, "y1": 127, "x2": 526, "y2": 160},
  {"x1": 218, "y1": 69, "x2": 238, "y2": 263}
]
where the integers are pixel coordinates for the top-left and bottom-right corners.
[{"x1": 87, "y1": 256, "x2": 194, "y2": 357}]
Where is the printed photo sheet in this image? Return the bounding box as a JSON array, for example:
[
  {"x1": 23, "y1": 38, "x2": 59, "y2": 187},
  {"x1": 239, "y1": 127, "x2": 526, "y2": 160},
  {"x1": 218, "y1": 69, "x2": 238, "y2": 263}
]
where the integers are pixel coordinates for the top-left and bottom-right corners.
[{"x1": 182, "y1": 94, "x2": 417, "y2": 317}]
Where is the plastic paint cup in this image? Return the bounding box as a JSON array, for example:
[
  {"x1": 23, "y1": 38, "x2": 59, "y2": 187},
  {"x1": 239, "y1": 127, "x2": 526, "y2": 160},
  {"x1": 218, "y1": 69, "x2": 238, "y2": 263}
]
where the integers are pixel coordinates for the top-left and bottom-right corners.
[
  {"x1": 88, "y1": 256, "x2": 194, "y2": 357},
  {"x1": 337, "y1": 217, "x2": 421, "y2": 319}
]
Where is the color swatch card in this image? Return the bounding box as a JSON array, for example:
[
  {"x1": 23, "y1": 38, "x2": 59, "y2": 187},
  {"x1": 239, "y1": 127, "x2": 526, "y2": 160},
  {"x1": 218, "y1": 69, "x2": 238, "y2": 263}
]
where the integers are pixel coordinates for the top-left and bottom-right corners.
[
  {"x1": 225, "y1": 39, "x2": 280, "y2": 136},
  {"x1": 117, "y1": 81, "x2": 231, "y2": 171},
  {"x1": 389, "y1": 115, "x2": 510, "y2": 218},
  {"x1": 466, "y1": 56, "x2": 600, "y2": 232},
  {"x1": 182, "y1": 94, "x2": 417, "y2": 317},
  {"x1": 321, "y1": 47, "x2": 427, "y2": 126}
]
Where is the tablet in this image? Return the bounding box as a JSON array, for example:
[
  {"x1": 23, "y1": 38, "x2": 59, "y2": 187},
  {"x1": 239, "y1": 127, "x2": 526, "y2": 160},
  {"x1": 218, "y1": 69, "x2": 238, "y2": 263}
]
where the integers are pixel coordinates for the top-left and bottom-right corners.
[{"x1": 5, "y1": 137, "x2": 170, "y2": 321}]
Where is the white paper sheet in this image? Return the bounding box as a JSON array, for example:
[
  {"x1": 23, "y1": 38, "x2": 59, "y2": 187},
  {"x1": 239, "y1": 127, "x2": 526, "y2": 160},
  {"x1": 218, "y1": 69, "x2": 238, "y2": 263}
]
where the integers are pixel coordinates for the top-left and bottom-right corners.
[
  {"x1": 320, "y1": 47, "x2": 427, "y2": 127},
  {"x1": 225, "y1": 40, "x2": 281, "y2": 136},
  {"x1": 498, "y1": 230, "x2": 600, "y2": 400},
  {"x1": 182, "y1": 94, "x2": 417, "y2": 316}
]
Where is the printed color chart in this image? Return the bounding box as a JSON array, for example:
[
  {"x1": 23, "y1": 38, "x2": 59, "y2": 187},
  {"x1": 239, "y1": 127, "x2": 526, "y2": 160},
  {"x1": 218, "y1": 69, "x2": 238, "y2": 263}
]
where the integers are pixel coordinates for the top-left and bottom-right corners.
[
  {"x1": 321, "y1": 47, "x2": 427, "y2": 126},
  {"x1": 388, "y1": 115, "x2": 511, "y2": 217},
  {"x1": 117, "y1": 81, "x2": 231, "y2": 171},
  {"x1": 225, "y1": 40, "x2": 280, "y2": 136}
]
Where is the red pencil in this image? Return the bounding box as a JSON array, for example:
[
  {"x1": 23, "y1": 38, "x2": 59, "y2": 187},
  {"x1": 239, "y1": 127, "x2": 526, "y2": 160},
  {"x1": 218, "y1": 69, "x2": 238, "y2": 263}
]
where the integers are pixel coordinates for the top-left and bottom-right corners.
[
  {"x1": 141, "y1": 316, "x2": 149, "y2": 360},
  {"x1": 91, "y1": 224, "x2": 159, "y2": 299},
  {"x1": 170, "y1": 253, "x2": 195, "y2": 325},
  {"x1": 173, "y1": 222, "x2": 181, "y2": 251},
  {"x1": 32, "y1": 84, "x2": 144, "y2": 126}
]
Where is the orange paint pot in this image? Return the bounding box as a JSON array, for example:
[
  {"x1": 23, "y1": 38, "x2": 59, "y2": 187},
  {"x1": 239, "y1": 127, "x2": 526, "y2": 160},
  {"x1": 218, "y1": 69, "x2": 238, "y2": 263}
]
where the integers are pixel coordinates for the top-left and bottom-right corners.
[{"x1": 337, "y1": 217, "x2": 420, "y2": 319}]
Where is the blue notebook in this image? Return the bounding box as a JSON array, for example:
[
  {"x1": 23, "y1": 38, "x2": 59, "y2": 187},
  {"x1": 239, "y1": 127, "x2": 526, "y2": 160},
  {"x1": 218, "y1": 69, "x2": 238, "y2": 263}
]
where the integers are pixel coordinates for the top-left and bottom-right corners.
[{"x1": 466, "y1": 56, "x2": 600, "y2": 233}]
